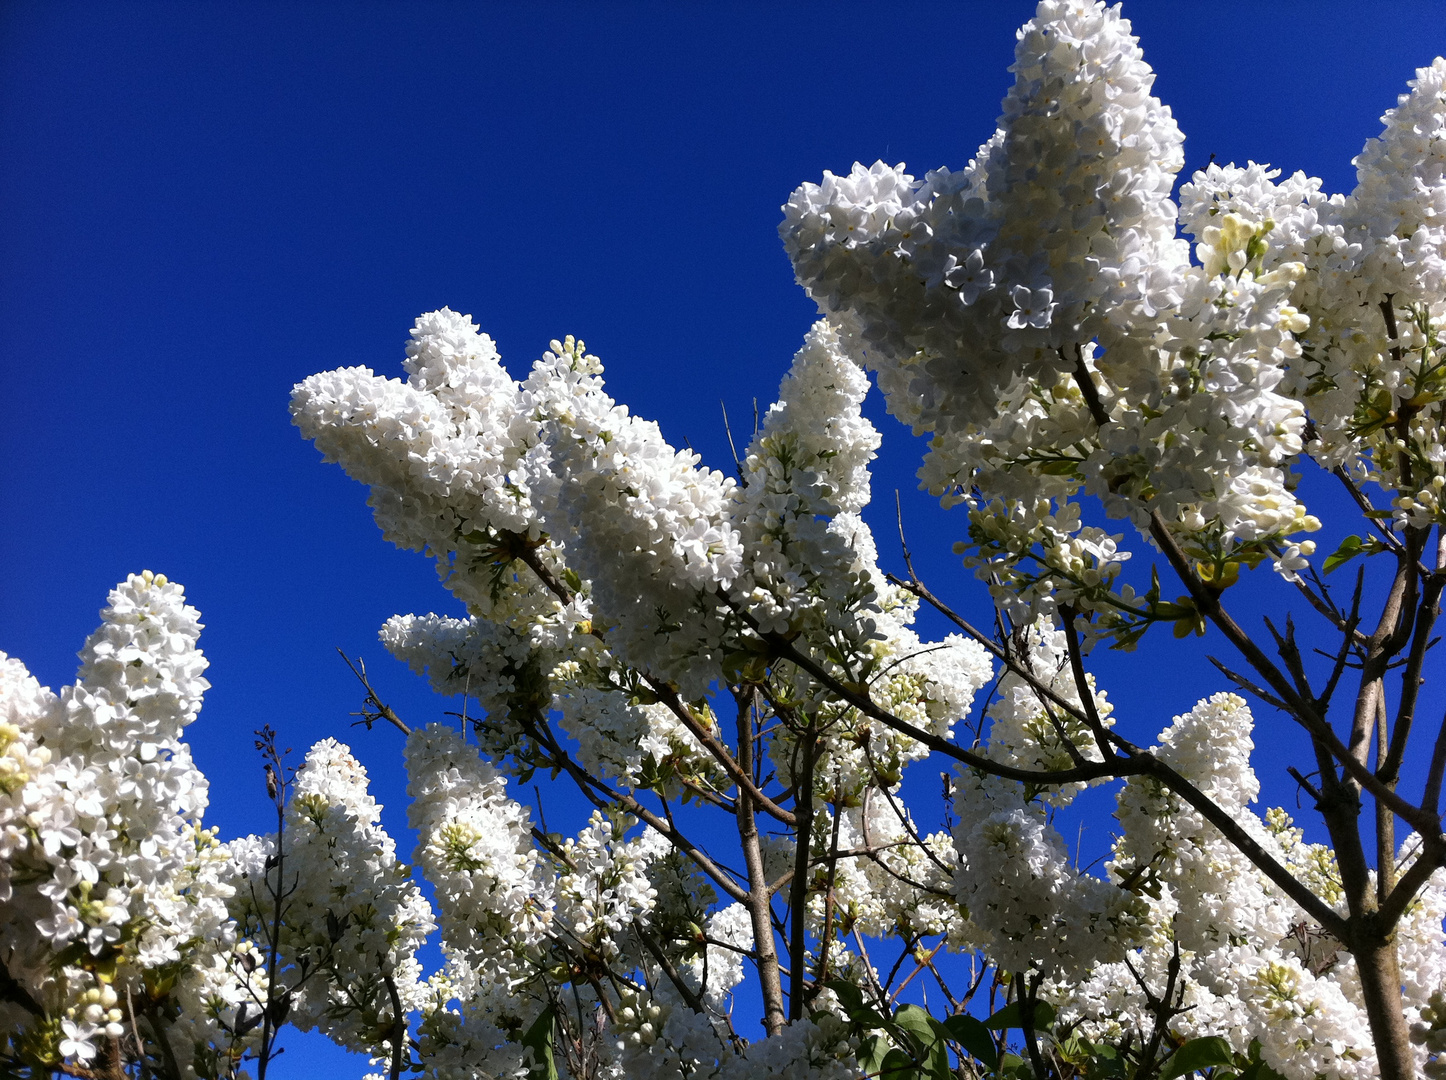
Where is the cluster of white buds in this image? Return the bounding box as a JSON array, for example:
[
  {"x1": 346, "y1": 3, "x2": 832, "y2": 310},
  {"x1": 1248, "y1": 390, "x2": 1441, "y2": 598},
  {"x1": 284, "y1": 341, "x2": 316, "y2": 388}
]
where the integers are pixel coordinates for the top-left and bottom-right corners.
[{"x1": 0, "y1": 572, "x2": 235, "y2": 1068}]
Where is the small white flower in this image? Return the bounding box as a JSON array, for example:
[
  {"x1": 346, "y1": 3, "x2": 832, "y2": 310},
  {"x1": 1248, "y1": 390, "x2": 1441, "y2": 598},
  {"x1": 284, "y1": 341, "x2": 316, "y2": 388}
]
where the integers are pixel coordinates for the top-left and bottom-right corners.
[{"x1": 1006, "y1": 284, "x2": 1057, "y2": 329}]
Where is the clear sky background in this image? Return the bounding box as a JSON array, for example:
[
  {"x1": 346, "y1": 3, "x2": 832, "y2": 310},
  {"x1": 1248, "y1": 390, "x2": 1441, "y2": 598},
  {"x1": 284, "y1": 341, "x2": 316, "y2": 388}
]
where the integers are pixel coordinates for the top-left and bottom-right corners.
[{"x1": 5, "y1": 1, "x2": 1446, "y2": 1074}]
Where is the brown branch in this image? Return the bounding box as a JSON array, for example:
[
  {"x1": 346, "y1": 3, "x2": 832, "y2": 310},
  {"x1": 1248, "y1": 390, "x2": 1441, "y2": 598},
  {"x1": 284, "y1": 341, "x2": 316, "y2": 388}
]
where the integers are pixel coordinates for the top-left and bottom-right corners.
[
  {"x1": 1417, "y1": 525, "x2": 1446, "y2": 825},
  {"x1": 889, "y1": 942, "x2": 945, "y2": 1004},
  {"x1": 1208, "y1": 655, "x2": 1291, "y2": 712},
  {"x1": 1317, "y1": 569, "x2": 1367, "y2": 714},
  {"x1": 733, "y1": 689, "x2": 786, "y2": 1037},
  {"x1": 1346, "y1": 542, "x2": 1418, "y2": 776},
  {"x1": 1148, "y1": 510, "x2": 1438, "y2": 835},
  {"x1": 140, "y1": 996, "x2": 183, "y2": 1080},
  {"x1": 1288, "y1": 558, "x2": 1367, "y2": 641},
  {"x1": 1381, "y1": 574, "x2": 1444, "y2": 786},
  {"x1": 632, "y1": 919, "x2": 709, "y2": 1019},
  {"x1": 338, "y1": 651, "x2": 411, "y2": 736},
  {"x1": 1425, "y1": 703, "x2": 1446, "y2": 814},
  {"x1": 1379, "y1": 836, "x2": 1446, "y2": 931},
  {"x1": 1331, "y1": 466, "x2": 1410, "y2": 562},
  {"x1": 512, "y1": 528, "x2": 795, "y2": 827},
  {"x1": 1061, "y1": 606, "x2": 1117, "y2": 761},
  {"x1": 383, "y1": 975, "x2": 406, "y2": 1080},
  {"x1": 1262, "y1": 613, "x2": 1314, "y2": 704},
  {"x1": 1018, "y1": 973, "x2": 1051, "y2": 1080},
  {"x1": 534, "y1": 727, "x2": 749, "y2": 905},
  {"x1": 648, "y1": 682, "x2": 796, "y2": 827},
  {"x1": 923, "y1": 954, "x2": 961, "y2": 1014},
  {"x1": 1377, "y1": 694, "x2": 1396, "y2": 908},
  {"x1": 1329, "y1": 532, "x2": 1425, "y2": 925},
  {"x1": 1129, "y1": 942, "x2": 1184, "y2": 1080},
  {"x1": 1139, "y1": 753, "x2": 1350, "y2": 938},
  {"x1": 851, "y1": 929, "x2": 891, "y2": 1009},
  {"x1": 787, "y1": 724, "x2": 818, "y2": 1022},
  {"x1": 1288, "y1": 766, "x2": 1325, "y2": 804},
  {"x1": 123, "y1": 985, "x2": 148, "y2": 1080},
  {"x1": 861, "y1": 754, "x2": 956, "y2": 881},
  {"x1": 886, "y1": 572, "x2": 1093, "y2": 729},
  {"x1": 54, "y1": 1062, "x2": 106, "y2": 1079},
  {"x1": 769, "y1": 617, "x2": 1350, "y2": 937},
  {"x1": 767, "y1": 630, "x2": 1127, "y2": 786},
  {"x1": 254, "y1": 730, "x2": 291, "y2": 1080},
  {"x1": 1069, "y1": 342, "x2": 1111, "y2": 428},
  {"x1": 512, "y1": 541, "x2": 575, "y2": 605},
  {"x1": 677, "y1": 775, "x2": 737, "y2": 814},
  {"x1": 813, "y1": 774, "x2": 847, "y2": 997}
]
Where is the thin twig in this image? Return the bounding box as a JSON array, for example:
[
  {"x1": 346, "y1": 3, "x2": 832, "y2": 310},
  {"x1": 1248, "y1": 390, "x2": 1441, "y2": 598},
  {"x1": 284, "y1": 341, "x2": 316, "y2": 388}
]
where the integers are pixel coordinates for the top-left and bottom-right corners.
[
  {"x1": 1148, "y1": 510, "x2": 1437, "y2": 835},
  {"x1": 338, "y1": 651, "x2": 411, "y2": 735},
  {"x1": 384, "y1": 975, "x2": 406, "y2": 1080},
  {"x1": 1060, "y1": 606, "x2": 1115, "y2": 761}
]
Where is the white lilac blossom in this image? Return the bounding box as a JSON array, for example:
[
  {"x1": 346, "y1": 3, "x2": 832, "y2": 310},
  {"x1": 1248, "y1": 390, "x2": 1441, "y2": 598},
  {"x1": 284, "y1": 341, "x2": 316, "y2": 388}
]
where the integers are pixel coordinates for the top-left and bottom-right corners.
[
  {"x1": 1290, "y1": 59, "x2": 1446, "y2": 529},
  {"x1": 0, "y1": 572, "x2": 235, "y2": 1071},
  {"x1": 287, "y1": 272, "x2": 1413, "y2": 1077},
  {"x1": 982, "y1": 617, "x2": 1115, "y2": 804},
  {"x1": 783, "y1": 0, "x2": 1321, "y2": 634},
  {"x1": 400, "y1": 722, "x2": 561, "y2": 1080},
  {"x1": 290, "y1": 308, "x2": 569, "y2": 636},
  {"x1": 15, "y1": 3, "x2": 1446, "y2": 1078},
  {"x1": 1051, "y1": 695, "x2": 1381, "y2": 1080},
  {"x1": 808, "y1": 793, "x2": 967, "y2": 947},
  {"x1": 781, "y1": 0, "x2": 1188, "y2": 439},
  {"x1": 289, "y1": 307, "x2": 1002, "y2": 1075},
  {"x1": 405, "y1": 723, "x2": 551, "y2": 987},
  {"x1": 520, "y1": 335, "x2": 743, "y2": 699},
  {"x1": 226, "y1": 738, "x2": 435, "y2": 1063},
  {"x1": 734, "y1": 321, "x2": 881, "y2": 640},
  {"x1": 951, "y1": 771, "x2": 1147, "y2": 982}
]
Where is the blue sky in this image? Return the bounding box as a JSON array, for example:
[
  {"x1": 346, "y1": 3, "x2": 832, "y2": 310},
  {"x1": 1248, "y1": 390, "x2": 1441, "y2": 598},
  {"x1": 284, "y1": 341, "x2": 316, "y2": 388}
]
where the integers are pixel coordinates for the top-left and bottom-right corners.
[{"x1": 5, "y1": 1, "x2": 1446, "y2": 1073}]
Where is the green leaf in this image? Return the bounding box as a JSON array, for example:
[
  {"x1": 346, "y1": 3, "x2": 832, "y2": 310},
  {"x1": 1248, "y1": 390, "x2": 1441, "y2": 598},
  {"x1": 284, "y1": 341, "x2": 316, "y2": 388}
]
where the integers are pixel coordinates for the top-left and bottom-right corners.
[
  {"x1": 879, "y1": 1046, "x2": 920, "y2": 1080},
  {"x1": 944, "y1": 1014, "x2": 998, "y2": 1071},
  {"x1": 858, "y1": 1033, "x2": 891, "y2": 1076},
  {"x1": 984, "y1": 1001, "x2": 1021, "y2": 1030},
  {"x1": 1161, "y1": 1036, "x2": 1237, "y2": 1080},
  {"x1": 1087, "y1": 1043, "x2": 1130, "y2": 1079},
  {"x1": 1323, "y1": 534, "x2": 1363, "y2": 575},
  {"x1": 824, "y1": 979, "x2": 866, "y2": 1013},
  {"x1": 1235, "y1": 547, "x2": 1267, "y2": 570},
  {"x1": 520, "y1": 1004, "x2": 558, "y2": 1080},
  {"x1": 893, "y1": 1004, "x2": 942, "y2": 1051},
  {"x1": 1151, "y1": 600, "x2": 1194, "y2": 620},
  {"x1": 893, "y1": 1004, "x2": 950, "y2": 1078},
  {"x1": 1238, "y1": 1060, "x2": 1287, "y2": 1080},
  {"x1": 1028, "y1": 1000, "x2": 1057, "y2": 1031},
  {"x1": 984, "y1": 1000, "x2": 1055, "y2": 1031},
  {"x1": 720, "y1": 650, "x2": 756, "y2": 681},
  {"x1": 824, "y1": 979, "x2": 888, "y2": 1029},
  {"x1": 1037, "y1": 458, "x2": 1080, "y2": 476}
]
